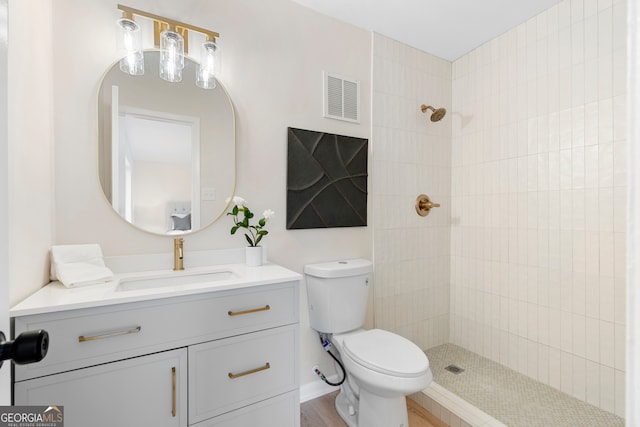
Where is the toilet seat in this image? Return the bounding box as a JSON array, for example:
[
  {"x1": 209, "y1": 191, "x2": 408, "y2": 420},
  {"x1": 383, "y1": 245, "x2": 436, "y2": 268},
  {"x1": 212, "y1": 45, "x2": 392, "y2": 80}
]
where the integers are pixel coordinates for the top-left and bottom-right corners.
[{"x1": 341, "y1": 329, "x2": 429, "y2": 378}]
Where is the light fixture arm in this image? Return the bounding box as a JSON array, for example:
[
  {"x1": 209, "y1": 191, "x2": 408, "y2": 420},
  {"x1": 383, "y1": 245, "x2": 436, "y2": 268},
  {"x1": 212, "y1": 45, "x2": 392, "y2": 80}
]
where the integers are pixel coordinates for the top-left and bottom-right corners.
[{"x1": 117, "y1": 4, "x2": 219, "y2": 55}]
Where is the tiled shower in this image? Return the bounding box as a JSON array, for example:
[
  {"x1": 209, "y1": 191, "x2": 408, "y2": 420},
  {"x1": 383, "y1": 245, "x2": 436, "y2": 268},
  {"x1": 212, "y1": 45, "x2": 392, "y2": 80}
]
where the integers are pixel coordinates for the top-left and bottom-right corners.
[
  {"x1": 372, "y1": 0, "x2": 626, "y2": 418},
  {"x1": 372, "y1": 33, "x2": 452, "y2": 351}
]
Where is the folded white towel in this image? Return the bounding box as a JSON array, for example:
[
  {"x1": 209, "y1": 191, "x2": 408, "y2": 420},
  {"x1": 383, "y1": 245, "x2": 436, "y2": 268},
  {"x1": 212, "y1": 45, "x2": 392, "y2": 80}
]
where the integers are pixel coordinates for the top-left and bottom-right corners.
[{"x1": 50, "y1": 244, "x2": 114, "y2": 288}]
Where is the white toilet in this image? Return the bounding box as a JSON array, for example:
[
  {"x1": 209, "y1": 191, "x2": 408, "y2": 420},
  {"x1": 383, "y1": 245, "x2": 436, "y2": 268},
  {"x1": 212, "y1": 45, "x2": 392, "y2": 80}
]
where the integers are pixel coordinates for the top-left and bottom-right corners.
[{"x1": 304, "y1": 259, "x2": 432, "y2": 427}]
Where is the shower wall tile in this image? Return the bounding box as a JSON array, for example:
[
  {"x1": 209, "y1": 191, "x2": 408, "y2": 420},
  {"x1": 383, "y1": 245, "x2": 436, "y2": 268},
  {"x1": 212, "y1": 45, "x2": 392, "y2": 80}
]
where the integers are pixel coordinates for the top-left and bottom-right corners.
[
  {"x1": 600, "y1": 365, "x2": 615, "y2": 412},
  {"x1": 450, "y1": 0, "x2": 625, "y2": 417},
  {"x1": 372, "y1": 33, "x2": 452, "y2": 351},
  {"x1": 586, "y1": 360, "x2": 600, "y2": 404},
  {"x1": 615, "y1": 369, "x2": 625, "y2": 416}
]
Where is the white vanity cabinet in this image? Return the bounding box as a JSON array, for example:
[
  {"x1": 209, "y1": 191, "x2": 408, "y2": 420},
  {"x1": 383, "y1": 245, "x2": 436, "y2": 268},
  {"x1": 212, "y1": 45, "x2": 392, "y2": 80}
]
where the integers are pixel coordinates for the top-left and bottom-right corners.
[{"x1": 12, "y1": 273, "x2": 300, "y2": 427}]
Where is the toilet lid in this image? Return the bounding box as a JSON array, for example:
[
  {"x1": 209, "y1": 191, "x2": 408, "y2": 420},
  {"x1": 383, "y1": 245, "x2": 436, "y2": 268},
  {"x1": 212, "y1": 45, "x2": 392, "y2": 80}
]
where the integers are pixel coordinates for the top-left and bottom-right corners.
[{"x1": 342, "y1": 329, "x2": 429, "y2": 378}]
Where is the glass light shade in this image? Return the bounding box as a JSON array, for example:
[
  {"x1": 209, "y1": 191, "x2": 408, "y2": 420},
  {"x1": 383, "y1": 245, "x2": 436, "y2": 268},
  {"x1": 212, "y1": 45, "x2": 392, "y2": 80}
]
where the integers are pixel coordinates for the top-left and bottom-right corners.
[
  {"x1": 117, "y1": 18, "x2": 144, "y2": 76},
  {"x1": 159, "y1": 30, "x2": 184, "y2": 83},
  {"x1": 196, "y1": 41, "x2": 218, "y2": 89}
]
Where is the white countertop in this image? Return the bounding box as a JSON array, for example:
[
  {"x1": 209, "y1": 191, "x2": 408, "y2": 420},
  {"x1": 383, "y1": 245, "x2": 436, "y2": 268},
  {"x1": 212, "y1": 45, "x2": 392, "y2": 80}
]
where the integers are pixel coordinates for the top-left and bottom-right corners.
[{"x1": 11, "y1": 263, "x2": 302, "y2": 317}]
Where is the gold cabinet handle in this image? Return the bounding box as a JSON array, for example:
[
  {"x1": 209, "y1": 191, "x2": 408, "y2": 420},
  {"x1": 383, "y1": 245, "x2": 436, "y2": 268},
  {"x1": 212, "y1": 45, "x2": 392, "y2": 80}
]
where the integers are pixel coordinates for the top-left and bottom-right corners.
[
  {"x1": 228, "y1": 362, "x2": 271, "y2": 379},
  {"x1": 78, "y1": 326, "x2": 141, "y2": 342},
  {"x1": 415, "y1": 194, "x2": 440, "y2": 217},
  {"x1": 171, "y1": 367, "x2": 176, "y2": 417},
  {"x1": 228, "y1": 305, "x2": 270, "y2": 316}
]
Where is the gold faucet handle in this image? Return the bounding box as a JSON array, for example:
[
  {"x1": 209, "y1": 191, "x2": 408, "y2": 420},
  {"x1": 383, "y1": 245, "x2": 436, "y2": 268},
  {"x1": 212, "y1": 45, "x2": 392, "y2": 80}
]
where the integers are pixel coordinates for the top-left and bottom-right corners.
[
  {"x1": 415, "y1": 194, "x2": 440, "y2": 217},
  {"x1": 174, "y1": 238, "x2": 183, "y2": 254}
]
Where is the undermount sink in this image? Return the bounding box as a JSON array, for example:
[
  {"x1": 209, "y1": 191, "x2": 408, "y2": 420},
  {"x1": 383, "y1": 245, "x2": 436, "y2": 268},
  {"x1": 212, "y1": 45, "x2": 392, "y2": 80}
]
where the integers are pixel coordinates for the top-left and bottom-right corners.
[{"x1": 116, "y1": 269, "x2": 238, "y2": 292}]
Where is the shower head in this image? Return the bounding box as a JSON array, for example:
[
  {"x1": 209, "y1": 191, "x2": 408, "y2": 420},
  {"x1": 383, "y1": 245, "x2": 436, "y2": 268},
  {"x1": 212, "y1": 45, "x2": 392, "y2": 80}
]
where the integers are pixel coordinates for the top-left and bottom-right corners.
[{"x1": 421, "y1": 104, "x2": 447, "y2": 122}]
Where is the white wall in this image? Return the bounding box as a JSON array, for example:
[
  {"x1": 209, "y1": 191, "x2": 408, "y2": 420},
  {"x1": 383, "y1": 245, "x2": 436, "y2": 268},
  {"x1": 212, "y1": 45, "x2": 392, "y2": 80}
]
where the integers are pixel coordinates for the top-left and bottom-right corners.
[
  {"x1": 48, "y1": 0, "x2": 371, "y2": 390},
  {"x1": 371, "y1": 34, "x2": 452, "y2": 350},
  {"x1": 450, "y1": 0, "x2": 627, "y2": 416},
  {"x1": 0, "y1": 0, "x2": 9, "y2": 405},
  {"x1": 7, "y1": 0, "x2": 55, "y2": 306}
]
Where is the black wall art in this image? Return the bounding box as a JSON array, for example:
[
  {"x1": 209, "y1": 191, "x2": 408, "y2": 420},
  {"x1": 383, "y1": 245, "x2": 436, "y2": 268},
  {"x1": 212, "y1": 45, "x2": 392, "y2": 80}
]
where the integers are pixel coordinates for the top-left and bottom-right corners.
[{"x1": 287, "y1": 127, "x2": 368, "y2": 229}]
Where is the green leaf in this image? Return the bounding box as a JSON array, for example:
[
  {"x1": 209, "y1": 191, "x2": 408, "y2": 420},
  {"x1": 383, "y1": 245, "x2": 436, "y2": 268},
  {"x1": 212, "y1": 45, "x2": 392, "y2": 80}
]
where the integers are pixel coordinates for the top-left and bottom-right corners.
[
  {"x1": 259, "y1": 218, "x2": 266, "y2": 227},
  {"x1": 244, "y1": 234, "x2": 254, "y2": 246},
  {"x1": 232, "y1": 205, "x2": 239, "y2": 215},
  {"x1": 230, "y1": 225, "x2": 239, "y2": 235}
]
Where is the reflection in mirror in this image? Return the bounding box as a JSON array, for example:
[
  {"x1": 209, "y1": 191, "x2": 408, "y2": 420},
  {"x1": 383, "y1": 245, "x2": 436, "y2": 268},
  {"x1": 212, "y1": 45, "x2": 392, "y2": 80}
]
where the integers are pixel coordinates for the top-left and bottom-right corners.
[{"x1": 98, "y1": 51, "x2": 235, "y2": 235}]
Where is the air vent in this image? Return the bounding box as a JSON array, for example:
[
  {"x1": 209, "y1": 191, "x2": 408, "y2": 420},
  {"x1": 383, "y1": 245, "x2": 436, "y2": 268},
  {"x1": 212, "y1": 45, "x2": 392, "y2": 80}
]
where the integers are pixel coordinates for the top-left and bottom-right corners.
[{"x1": 324, "y1": 72, "x2": 360, "y2": 123}]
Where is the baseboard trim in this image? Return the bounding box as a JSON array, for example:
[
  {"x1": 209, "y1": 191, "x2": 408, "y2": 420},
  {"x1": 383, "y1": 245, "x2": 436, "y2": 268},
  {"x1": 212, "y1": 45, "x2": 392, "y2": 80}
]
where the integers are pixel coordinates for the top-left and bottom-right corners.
[{"x1": 299, "y1": 376, "x2": 340, "y2": 403}]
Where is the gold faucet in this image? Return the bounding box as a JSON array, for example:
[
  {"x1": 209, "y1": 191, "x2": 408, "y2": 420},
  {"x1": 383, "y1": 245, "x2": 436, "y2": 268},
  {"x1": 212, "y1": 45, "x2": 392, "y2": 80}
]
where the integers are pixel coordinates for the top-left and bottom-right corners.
[{"x1": 173, "y1": 238, "x2": 184, "y2": 271}]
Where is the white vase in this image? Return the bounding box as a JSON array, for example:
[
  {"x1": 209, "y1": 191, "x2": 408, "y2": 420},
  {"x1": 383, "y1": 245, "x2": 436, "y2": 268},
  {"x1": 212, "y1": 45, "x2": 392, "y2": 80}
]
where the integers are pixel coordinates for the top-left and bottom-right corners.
[{"x1": 245, "y1": 246, "x2": 263, "y2": 267}]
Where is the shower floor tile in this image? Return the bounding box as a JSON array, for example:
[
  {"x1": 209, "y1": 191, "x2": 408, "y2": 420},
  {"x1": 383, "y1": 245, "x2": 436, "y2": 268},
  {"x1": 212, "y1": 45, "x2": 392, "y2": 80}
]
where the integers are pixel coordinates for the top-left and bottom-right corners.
[{"x1": 425, "y1": 344, "x2": 624, "y2": 427}]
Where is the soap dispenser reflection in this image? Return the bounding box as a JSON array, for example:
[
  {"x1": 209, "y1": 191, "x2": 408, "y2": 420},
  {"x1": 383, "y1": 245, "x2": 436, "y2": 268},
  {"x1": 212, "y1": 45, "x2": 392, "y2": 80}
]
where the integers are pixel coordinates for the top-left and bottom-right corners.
[{"x1": 174, "y1": 238, "x2": 184, "y2": 271}]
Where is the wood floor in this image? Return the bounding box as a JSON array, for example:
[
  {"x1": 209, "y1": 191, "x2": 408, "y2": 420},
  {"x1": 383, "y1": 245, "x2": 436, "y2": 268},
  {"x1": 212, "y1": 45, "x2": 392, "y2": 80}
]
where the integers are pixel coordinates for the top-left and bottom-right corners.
[{"x1": 301, "y1": 391, "x2": 447, "y2": 427}]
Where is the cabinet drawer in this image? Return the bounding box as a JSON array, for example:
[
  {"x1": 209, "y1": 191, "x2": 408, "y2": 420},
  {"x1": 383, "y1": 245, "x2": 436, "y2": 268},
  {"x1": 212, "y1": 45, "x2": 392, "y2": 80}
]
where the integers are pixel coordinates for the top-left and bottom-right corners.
[
  {"x1": 14, "y1": 282, "x2": 298, "y2": 381},
  {"x1": 188, "y1": 325, "x2": 299, "y2": 424},
  {"x1": 191, "y1": 391, "x2": 299, "y2": 427}
]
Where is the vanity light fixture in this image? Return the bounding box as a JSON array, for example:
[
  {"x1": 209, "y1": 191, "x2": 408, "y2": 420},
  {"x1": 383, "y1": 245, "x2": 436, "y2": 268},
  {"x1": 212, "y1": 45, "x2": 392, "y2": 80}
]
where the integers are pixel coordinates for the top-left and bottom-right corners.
[
  {"x1": 159, "y1": 28, "x2": 184, "y2": 83},
  {"x1": 116, "y1": 12, "x2": 144, "y2": 75},
  {"x1": 196, "y1": 38, "x2": 218, "y2": 89},
  {"x1": 116, "y1": 4, "x2": 220, "y2": 88}
]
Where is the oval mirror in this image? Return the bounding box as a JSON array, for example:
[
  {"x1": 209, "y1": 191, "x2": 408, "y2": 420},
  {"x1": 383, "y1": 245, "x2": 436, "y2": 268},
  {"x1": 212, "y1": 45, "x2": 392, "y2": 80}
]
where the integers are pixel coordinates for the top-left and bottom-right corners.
[{"x1": 97, "y1": 51, "x2": 235, "y2": 235}]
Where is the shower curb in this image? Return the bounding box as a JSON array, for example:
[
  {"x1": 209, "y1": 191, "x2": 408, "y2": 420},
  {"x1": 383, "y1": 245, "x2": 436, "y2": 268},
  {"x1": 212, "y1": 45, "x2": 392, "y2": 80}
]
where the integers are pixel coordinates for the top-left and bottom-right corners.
[{"x1": 419, "y1": 382, "x2": 507, "y2": 427}]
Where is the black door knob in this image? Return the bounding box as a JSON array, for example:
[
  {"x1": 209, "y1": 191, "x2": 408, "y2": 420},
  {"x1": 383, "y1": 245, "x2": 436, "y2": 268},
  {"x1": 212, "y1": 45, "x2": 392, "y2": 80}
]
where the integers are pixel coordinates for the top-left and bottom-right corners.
[{"x1": 0, "y1": 329, "x2": 49, "y2": 369}]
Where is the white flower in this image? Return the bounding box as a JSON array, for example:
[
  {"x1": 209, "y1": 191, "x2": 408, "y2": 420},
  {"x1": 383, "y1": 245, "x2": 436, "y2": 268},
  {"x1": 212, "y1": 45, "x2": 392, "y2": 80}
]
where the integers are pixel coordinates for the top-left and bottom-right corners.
[
  {"x1": 263, "y1": 209, "x2": 275, "y2": 220},
  {"x1": 225, "y1": 196, "x2": 246, "y2": 207}
]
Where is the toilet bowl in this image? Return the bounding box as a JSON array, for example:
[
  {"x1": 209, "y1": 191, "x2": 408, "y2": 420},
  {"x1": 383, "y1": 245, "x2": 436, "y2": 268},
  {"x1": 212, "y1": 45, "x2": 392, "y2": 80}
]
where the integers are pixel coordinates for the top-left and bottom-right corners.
[
  {"x1": 330, "y1": 329, "x2": 431, "y2": 427},
  {"x1": 334, "y1": 329, "x2": 432, "y2": 397},
  {"x1": 304, "y1": 259, "x2": 433, "y2": 427}
]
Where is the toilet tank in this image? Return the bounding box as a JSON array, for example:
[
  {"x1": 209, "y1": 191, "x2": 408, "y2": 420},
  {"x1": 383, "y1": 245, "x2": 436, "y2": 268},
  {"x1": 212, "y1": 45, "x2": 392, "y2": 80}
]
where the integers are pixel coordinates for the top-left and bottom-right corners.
[{"x1": 304, "y1": 259, "x2": 372, "y2": 334}]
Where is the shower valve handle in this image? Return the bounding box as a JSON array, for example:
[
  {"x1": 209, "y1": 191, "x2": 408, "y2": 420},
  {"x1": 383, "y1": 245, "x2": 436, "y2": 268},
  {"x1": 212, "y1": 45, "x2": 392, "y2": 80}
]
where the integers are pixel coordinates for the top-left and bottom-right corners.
[{"x1": 415, "y1": 194, "x2": 440, "y2": 217}]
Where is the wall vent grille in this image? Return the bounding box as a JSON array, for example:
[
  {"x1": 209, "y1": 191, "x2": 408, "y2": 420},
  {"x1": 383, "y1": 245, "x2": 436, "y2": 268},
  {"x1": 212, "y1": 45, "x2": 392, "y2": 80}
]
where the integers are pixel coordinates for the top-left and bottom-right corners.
[{"x1": 324, "y1": 72, "x2": 360, "y2": 123}]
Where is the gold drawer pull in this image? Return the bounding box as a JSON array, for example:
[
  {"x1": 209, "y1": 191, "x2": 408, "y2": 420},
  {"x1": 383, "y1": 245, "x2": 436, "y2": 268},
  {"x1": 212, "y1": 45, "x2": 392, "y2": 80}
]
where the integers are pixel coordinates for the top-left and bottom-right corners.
[
  {"x1": 228, "y1": 305, "x2": 270, "y2": 316},
  {"x1": 78, "y1": 326, "x2": 141, "y2": 342},
  {"x1": 228, "y1": 362, "x2": 271, "y2": 379},
  {"x1": 171, "y1": 367, "x2": 176, "y2": 417}
]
